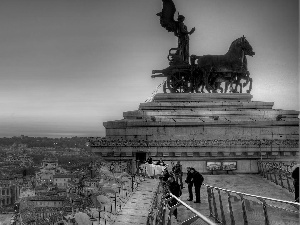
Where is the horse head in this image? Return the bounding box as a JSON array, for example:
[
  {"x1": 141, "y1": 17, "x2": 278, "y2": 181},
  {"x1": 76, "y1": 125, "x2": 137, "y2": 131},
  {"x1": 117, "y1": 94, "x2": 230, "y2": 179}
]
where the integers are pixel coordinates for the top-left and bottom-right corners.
[
  {"x1": 240, "y1": 36, "x2": 255, "y2": 57},
  {"x1": 229, "y1": 36, "x2": 255, "y2": 57}
]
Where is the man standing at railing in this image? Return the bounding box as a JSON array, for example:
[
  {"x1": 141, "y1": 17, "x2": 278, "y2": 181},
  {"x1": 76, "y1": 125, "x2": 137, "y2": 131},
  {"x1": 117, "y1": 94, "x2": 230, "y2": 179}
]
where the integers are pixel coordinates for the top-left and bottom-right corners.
[
  {"x1": 190, "y1": 168, "x2": 204, "y2": 203},
  {"x1": 185, "y1": 167, "x2": 193, "y2": 201}
]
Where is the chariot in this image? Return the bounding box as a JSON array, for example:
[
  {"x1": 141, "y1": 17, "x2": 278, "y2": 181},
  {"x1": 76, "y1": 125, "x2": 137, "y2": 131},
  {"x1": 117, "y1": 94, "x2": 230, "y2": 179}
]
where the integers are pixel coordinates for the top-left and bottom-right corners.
[
  {"x1": 152, "y1": 36, "x2": 255, "y2": 94},
  {"x1": 152, "y1": 0, "x2": 255, "y2": 94}
]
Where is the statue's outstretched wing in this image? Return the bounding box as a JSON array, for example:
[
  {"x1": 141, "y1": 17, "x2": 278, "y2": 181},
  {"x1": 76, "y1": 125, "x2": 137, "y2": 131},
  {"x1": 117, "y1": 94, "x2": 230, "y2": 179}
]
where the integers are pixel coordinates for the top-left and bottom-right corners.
[{"x1": 156, "y1": 0, "x2": 178, "y2": 33}]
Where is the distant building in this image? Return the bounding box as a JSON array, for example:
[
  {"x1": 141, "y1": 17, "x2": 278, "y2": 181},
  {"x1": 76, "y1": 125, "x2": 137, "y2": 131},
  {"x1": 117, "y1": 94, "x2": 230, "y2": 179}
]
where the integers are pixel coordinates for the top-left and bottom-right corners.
[
  {"x1": 41, "y1": 158, "x2": 59, "y2": 170},
  {"x1": 53, "y1": 174, "x2": 75, "y2": 188},
  {"x1": 0, "y1": 178, "x2": 20, "y2": 207},
  {"x1": 27, "y1": 195, "x2": 66, "y2": 208},
  {"x1": 19, "y1": 187, "x2": 36, "y2": 198},
  {"x1": 36, "y1": 170, "x2": 55, "y2": 184}
]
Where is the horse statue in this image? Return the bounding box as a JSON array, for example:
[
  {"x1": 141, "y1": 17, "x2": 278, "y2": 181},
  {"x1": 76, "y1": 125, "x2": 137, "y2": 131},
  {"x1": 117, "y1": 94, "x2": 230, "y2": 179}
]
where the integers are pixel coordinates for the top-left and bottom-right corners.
[{"x1": 190, "y1": 36, "x2": 255, "y2": 93}]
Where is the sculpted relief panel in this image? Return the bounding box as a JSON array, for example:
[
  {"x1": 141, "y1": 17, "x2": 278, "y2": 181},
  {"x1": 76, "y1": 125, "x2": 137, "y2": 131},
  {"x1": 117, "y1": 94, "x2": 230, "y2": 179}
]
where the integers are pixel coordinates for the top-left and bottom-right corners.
[{"x1": 88, "y1": 137, "x2": 298, "y2": 148}]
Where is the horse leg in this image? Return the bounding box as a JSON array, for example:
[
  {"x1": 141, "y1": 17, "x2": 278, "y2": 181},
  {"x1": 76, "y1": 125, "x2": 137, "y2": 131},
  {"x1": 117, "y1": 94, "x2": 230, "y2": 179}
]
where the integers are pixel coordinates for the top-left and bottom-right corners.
[
  {"x1": 200, "y1": 84, "x2": 204, "y2": 93},
  {"x1": 239, "y1": 82, "x2": 243, "y2": 93},
  {"x1": 218, "y1": 82, "x2": 223, "y2": 93},
  {"x1": 247, "y1": 78, "x2": 253, "y2": 93},
  {"x1": 243, "y1": 72, "x2": 250, "y2": 87},
  {"x1": 233, "y1": 74, "x2": 240, "y2": 93},
  {"x1": 204, "y1": 71, "x2": 213, "y2": 92},
  {"x1": 224, "y1": 81, "x2": 229, "y2": 93}
]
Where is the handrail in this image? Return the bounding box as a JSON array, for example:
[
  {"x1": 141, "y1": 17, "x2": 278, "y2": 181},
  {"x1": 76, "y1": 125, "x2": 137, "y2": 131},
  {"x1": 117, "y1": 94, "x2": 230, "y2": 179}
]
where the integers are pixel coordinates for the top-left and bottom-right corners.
[
  {"x1": 168, "y1": 193, "x2": 217, "y2": 225},
  {"x1": 204, "y1": 182, "x2": 299, "y2": 225},
  {"x1": 203, "y1": 183, "x2": 300, "y2": 206}
]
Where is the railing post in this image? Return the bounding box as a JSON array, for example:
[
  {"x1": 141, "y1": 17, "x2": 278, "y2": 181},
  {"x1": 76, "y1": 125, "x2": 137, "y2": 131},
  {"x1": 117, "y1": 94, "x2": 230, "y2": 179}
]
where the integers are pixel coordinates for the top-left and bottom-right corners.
[
  {"x1": 217, "y1": 189, "x2": 226, "y2": 225},
  {"x1": 237, "y1": 193, "x2": 248, "y2": 225},
  {"x1": 274, "y1": 170, "x2": 278, "y2": 185},
  {"x1": 206, "y1": 186, "x2": 214, "y2": 217},
  {"x1": 286, "y1": 173, "x2": 292, "y2": 192},
  {"x1": 257, "y1": 198, "x2": 270, "y2": 225},
  {"x1": 211, "y1": 188, "x2": 220, "y2": 223},
  {"x1": 162, "y1": 203, "x2": 167, "y2": 225},
  {"x1": 115, "y1": 193, "x2": 117, "y2": 212},
  {"x1": 279, "y1": 172, "x2": 284, "y2": 188},
  {"x1": 270, "y1": 169, "x2": 275, "y2": 183},
  {"x1": 226, "y1": 192, "x2": 235, "y2": 225}
]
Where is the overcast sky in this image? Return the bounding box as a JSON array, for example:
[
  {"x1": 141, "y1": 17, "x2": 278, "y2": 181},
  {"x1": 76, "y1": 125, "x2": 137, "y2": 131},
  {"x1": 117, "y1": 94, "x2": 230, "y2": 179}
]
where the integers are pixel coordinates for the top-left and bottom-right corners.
[{"x1": 0, "y1": 0, "x2": 298, "y2": 138}]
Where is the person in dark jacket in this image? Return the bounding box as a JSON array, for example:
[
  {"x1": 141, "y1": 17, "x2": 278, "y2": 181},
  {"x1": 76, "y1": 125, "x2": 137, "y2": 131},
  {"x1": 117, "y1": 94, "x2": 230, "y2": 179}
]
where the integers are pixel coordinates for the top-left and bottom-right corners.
[
  {"x1": 292, "y1": 165, "x2": 299, "y2": 202},
  {"x1": 146, "y1": 156, "x2": 153, "y2": 164},
  {"x1": 172, "y1": 161, "x2": 183, "y2": 189},
  {"x1": 167, "y1": 176, "x2": 181, "y2": 220},
  {"x1": 185, "y1": 167, "x2": 193, "y2": 201},
  {"x1": 190, "y1": 168, "x2": 204, "y2": 203},
  {"x1": 162, "y1": 169, "x2": 171, "y2": 182}
]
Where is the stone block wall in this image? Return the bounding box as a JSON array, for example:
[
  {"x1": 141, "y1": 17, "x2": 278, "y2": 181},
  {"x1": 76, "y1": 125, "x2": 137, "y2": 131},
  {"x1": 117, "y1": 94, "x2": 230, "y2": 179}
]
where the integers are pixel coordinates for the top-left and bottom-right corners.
[{"x1": 90, "y1": 93, "x2": 299, "y2": 174}]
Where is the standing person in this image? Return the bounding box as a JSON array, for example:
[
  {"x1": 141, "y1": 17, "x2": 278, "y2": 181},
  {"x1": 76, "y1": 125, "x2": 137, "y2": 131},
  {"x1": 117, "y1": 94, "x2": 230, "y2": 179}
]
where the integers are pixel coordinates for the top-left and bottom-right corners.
[
  {"x1": 292, "y1": 165, "x2": 299, "y2": 202},
  {"x1": 167, "y1": 176, "x2": 182, "y2": 220},
  {"x1": 172, "y1": 161, "x2": 183, "y2": 189},
  {"x1": 185, "y1": 167, "x2": 193, "y2": 201},
  {"x1": 156, "y1": 158, "x2": 165, "y2": 166},
  {"x1": 161, "y1": 169, "x2": 171, "y2": 182},
  {"x1": 190, "y1": 168, "x2": 204, "y2": 203},
  {"x1": 176, "y1": 15, "x2": 195, "y2": 63},
  {"x1": 146, "y1": 156, "x2": 153, "y2": 164},
  {"x1": 160, "y1": 169, "x2": 171, "y2": 194}
]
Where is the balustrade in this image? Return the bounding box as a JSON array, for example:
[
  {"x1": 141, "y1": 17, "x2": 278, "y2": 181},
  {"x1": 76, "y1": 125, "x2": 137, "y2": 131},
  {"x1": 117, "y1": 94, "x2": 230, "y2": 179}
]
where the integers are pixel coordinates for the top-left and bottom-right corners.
[
  {"x1": 257, "y1": 160, "x2": 298, "y2": 193},
  {"x1": 204, "y1": 183, "x2": 299, "y2": 225},
  {"x1": 149, "y1": 179, "x2": 299, "y2": 225}
]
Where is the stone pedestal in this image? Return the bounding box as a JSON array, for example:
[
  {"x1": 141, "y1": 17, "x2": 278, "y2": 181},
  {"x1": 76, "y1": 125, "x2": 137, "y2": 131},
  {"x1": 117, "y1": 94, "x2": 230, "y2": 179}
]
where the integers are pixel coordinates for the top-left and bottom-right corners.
[{"x1": 90, "y1": 93, "x2": 299, "y2": 173}]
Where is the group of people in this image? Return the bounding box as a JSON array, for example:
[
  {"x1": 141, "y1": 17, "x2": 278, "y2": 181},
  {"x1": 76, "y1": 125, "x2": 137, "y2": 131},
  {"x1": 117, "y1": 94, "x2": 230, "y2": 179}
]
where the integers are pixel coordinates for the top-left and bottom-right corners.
[
  {"x1": 146, "y1": 156, "x2": 166, "y2": 166},
  {"x1": 160, "y1": 161, "x2": 204, "y2": 220}
]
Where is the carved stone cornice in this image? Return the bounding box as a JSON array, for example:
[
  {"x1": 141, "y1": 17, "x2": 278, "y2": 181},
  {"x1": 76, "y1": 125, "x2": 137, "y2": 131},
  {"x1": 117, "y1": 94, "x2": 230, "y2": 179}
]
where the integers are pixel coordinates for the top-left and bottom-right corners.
[{"x1": 88, "y1": 137, "x2": 298, "y2": 148}]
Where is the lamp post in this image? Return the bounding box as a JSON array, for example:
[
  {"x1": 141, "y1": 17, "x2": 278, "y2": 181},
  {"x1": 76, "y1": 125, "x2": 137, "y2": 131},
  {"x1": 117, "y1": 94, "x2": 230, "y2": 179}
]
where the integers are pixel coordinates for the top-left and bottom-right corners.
[
  {"x1": 119, "y1": 148, "x2": 122, "y2": 173},
  {"x1": 98, "y1": 206, "x2": 101, "y2": 225},
  {"x1": 89, "y1": 216, "x2": 97, "y2": 225}
]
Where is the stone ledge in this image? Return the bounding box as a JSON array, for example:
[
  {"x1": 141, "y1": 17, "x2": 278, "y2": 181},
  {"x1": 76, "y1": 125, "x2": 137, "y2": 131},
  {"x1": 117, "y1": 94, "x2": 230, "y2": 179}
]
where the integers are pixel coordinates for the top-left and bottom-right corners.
[{"x1": 153, "y1": 93, "x2": 253, "y2": 102}]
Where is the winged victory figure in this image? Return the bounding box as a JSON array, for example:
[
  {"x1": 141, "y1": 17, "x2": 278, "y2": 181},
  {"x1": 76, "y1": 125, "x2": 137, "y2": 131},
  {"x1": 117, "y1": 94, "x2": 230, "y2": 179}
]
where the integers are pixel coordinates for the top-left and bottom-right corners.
[{"x1": 156, "y1": 0, "x2": 195, "y2": 63}]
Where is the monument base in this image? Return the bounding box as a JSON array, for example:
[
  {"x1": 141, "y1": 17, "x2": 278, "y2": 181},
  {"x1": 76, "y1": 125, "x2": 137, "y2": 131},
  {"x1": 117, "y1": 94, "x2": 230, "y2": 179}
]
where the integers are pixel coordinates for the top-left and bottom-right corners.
[{"x1": 90, "y1": 93, "x2": 299, "y2": 174}]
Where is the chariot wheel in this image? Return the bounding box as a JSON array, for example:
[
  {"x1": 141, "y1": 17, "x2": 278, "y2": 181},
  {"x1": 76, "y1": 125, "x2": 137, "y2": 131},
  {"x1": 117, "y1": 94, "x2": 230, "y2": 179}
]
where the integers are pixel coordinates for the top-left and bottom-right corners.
[{"x1": 167, "y1": 71, "x2": 192, "y2": 93}]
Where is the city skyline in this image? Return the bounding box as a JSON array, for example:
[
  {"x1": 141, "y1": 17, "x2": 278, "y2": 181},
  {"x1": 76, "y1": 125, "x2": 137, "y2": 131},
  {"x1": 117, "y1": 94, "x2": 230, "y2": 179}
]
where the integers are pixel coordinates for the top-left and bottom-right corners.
[{"x1": 0, "y1": 0, "x2": 298, "y2": 138}]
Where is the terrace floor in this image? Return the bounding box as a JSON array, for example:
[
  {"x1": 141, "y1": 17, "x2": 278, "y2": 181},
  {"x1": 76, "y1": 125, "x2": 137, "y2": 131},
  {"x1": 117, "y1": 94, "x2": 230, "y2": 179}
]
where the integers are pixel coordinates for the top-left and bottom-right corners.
[
  {"x1": 109, "y1": 174, "x2": 298, "y2": 225},
  {"x1": 177, "y1": 174, "x2": 299, "y2": 225}
]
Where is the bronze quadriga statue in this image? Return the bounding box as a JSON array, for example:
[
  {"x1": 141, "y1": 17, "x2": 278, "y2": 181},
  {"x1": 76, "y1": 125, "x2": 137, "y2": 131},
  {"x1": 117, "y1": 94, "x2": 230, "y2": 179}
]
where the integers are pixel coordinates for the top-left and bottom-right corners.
[{"x1": 152, "y1": 0, "x2": 255, "y2": 94}]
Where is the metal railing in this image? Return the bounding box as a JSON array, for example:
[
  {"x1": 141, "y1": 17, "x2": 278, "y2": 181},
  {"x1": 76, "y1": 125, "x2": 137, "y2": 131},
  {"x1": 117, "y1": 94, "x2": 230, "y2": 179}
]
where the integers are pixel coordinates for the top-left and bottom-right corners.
[
  {"x1": 150, "y1": 181, "x2": 217, "y2": 225},
  {"x1": 88, "y1": 174, "x2": 143, "y2": 225},
  {"x1": 257, "y1": 160, "x2": 298, "y2": 193},
  {"x1": 204, "y1": 183, "x2": 300, "y2": 225}
]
